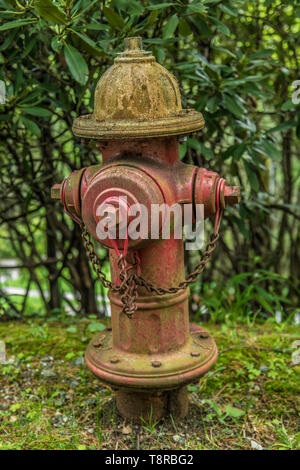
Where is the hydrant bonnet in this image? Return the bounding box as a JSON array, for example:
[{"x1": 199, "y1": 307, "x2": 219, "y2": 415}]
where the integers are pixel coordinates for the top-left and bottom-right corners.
[{"x1": 72, "y1": 37, "x2": 205, "y2": 140}]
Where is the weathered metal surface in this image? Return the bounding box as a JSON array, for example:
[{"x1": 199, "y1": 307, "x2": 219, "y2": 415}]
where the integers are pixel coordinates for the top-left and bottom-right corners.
[
  {"x1": 115, "y1": 386, "x2": 188, "y2": 422},
  {"x1": 109, "y1": 288, "x2": 189, "y2": 353},
  {"x1": 81, "y1": 162, "x2": 165, "y2": 250},
  {"x1": 85, "y1": 324, "x2": 217, "y2": 391},
  {"x1": 116, "y1": 390, "x2": 168, "y2": 422},
  {"x1": 223, "y1": 184, "x2": 240, "y2": 207},
  {"x1": 54, "y1": 139, "x2": 238, "y2": 402},
  {"x1": 51, "y1": 183, "x2": 61, "y2": 200},
  {"x1": 72, "y1": 37, "x2": 204, "y2": 139},
  {"x1": 51, "y1": 36, "x2": 241, "y2": 422}
]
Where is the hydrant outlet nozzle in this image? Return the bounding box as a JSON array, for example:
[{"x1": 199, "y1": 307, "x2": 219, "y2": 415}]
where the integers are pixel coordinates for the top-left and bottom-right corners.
[
  {"x1": 223, "y1": 185, "x2": 240, "y2": 208},
  {"x1": 51, "y1": 183, "x2": 62, "y2": 200}
]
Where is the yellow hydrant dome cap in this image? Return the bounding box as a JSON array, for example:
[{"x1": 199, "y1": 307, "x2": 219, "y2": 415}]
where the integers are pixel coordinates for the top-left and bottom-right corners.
[{"x1": 72, "y1": 37, "x2": 205, "y2": 140}]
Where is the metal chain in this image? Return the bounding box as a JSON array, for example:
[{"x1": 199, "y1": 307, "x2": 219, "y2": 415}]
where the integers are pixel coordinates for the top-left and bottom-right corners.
[
  {"x1": 117, "y1": 257, "x2": 138, "y2": 318},
  {"x1": 81, "y1": 224, "x2": 220, "y2": 318},
  {"x1": 81, "y1": 224, "x2": 138, "y2": 317},
  {"x1": 132, "y1": 231, "x2": 220, "y2": 295},
  {"x1": 81, "y1": 224, "x2": 115, "y2": 290},
  {"x1": 81, "y1": 178, "x2": 225, "y2": 318}
]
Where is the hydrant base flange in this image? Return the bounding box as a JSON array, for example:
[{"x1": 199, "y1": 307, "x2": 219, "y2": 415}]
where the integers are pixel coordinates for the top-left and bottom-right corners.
[{"x1": 85, "y1": 324, "x2": 218, "y2": 391}]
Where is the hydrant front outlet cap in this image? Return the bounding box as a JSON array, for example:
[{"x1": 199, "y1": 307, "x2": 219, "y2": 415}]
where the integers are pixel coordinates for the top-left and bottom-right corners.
[{"x1": 72, "y1": 37, "x2": 205, "y2": 140}]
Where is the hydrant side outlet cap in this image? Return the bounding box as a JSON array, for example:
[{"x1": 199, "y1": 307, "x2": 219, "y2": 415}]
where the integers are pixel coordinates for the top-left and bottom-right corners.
[{"x1": 72, "y1": 37, "x2": 205, "y2": 140}]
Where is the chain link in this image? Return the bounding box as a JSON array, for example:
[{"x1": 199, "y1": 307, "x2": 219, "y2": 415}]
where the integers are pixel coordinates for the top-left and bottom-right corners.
[
  {"x1": 81, "y1": 225, "x2": 114, "y2": 290},
  {"x1": 81, "y1": 224, "x2": 220, "y2": 319},
  {"x1": 133, "y1": 232, "x2": 220, "y2": 295}
]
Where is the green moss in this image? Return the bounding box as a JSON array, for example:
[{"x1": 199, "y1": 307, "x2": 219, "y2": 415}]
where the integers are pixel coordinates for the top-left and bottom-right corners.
[{"x1": 0, "y1": 319, "x2": 299, "y2": 450}]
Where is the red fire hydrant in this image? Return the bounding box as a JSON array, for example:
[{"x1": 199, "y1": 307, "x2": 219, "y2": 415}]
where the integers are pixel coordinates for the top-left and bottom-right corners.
[{"x1": 52, "y1": 37, "x2": 240, "y2": 421}]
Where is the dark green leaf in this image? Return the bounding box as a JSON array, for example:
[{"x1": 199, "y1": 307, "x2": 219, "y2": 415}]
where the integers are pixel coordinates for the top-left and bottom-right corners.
[
  {"x1": 163, "y1": 14, "x2": 178, "y2": 39},
  {"x1": 243, "y1": 160, "x2": 259, "y2": 192},
  {"x1": 64, "y1": 44, "x2": 89, "y2": 85},
  {"x1": 51, "y1": 36, "x2": 63, "y2": 52},
  {"x1": 222, "y1": 143, "x2": 246, "y2": 161},
  {"x1": 249, "y1": 49, "x2": 275, "y2": 60},
  {"x1": 281, "y1": 100, "x2": 295, "y2": 111},
  {"x1": 255, "y1": 294, "x2": 274, "y2": 314},
  {"x1": 103, "y1": 7, "x2": 125, "y2": 29},
  {"x1": 266, "y1": 120, "x2": 297, "y2": 134},
  {"x1": 198, "y1": 142, "x2": 214, "y2": 159},
  {"x1": 83, "y1": 24, "x2": 109, "y2": 31},
  {"x1": 34, "y1": 0, "x2": 67, "y2": 25},
  {"x1": 186, "y1": 2, "x2": 207, "y2": 14},
  {"x1": 223, "y1": 94, "x2": 244, "y2": 117},
  {"x1": 146, "y1": 3, "x2": 174, "y2": 10},
  {"x1": 178, "y1": 19, "x2": 192, "y2": 37},
  {"x1": 21, "y1": 107, "x2": 52, "y2": 117},
  {"x1": 0, "y1": 19, "x2": 36, "y2": 31},
  {"x1": 209, "y1": 16, "x2": 231, "y2": 36},
  {"x1": 20, "y1": 116, "x2": 41, "y2": 137},
  {"x1": 70, "y1": 30, "x2": 104, "y2": 56},
  {"x1": 179, "y1": 142, "x2": 187, "y2": 160},
  {"x1": 259, "y1": 138, "x2": 281, "y2": 160},
  {"x1": 219, "y1": 4, "x2": 238, "y2": 16}
]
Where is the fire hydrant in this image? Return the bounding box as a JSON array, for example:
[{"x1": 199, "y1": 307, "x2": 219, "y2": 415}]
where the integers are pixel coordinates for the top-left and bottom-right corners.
[{"x1": 51, "y1": 37, "x2": 240, "y2": 422}]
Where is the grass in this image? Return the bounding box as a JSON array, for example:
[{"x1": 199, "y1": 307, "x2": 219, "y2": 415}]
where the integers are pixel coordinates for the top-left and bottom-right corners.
[{"x1": 0, "y1": 316, "x2": 299, "y2": 450}]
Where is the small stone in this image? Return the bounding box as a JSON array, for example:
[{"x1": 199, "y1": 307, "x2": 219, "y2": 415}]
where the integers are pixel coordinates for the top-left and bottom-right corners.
[
  {"x1": 69, "y1": 380, "x2": 79, "y2": 387},
  {"x1": 83, "y1": 397, "x2": 97, "y2": 406},
  {"x1": 250, "y1": 439, "x2": 264, "y2": 450},
  {"x1": 41, "y1": 369, "x2": 57, "y2": 379},
  {"x1": 54, "y1": 400, "x2": 64, "y2": 406},
  {"x1": 74, "y1": 357, "x2": 84, "y2": 366}
]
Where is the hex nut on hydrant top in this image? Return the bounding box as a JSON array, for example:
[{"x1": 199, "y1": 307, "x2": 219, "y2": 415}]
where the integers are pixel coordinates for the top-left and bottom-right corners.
[{"x1": 51, "y1": 37, "x2": 240, "y2": 422}]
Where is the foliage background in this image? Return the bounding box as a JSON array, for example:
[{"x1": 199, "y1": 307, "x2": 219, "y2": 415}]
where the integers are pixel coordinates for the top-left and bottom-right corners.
[{"x1": 0, "y1": 0, "x2": 299, "y2": 322}]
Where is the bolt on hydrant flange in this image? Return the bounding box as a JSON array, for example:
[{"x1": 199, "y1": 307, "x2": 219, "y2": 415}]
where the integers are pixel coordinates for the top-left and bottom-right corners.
[{"x1": 52, "y1": 37, "x2": 240, "y2": 423}]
